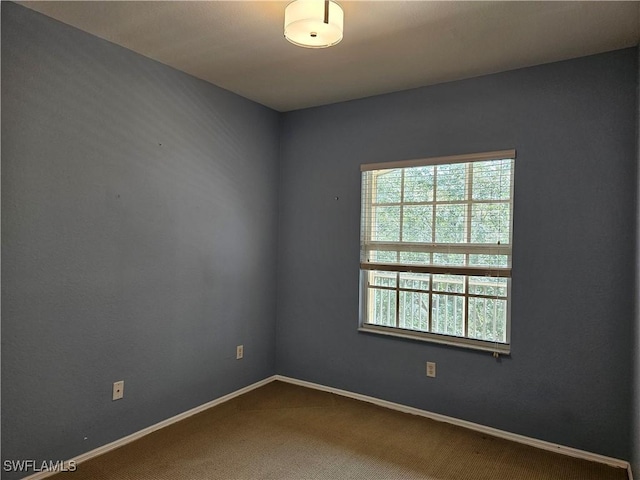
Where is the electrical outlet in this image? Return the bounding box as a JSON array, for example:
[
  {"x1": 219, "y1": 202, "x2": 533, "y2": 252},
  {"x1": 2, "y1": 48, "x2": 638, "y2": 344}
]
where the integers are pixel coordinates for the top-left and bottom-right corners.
[
  {"x1": 236, "y1": 345, "x2": 244, "y2": 360},
  {"x1": 426, "y1": 362, "x2": 436, "y2": 378},
  {"x1": 112, "y1": 380, "x2": 124, "y2": 400}
]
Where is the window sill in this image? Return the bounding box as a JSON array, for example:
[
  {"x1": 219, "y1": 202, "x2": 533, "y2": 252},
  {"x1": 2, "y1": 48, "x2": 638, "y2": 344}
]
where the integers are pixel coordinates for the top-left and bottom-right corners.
[{"x1": 358, "y1": 324, "x2": 511, "y2": 355}]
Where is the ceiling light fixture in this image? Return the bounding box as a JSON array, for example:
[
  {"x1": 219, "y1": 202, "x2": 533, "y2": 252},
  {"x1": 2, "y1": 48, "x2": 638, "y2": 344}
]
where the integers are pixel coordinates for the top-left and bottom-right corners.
[{"x1": 284, "y1": 0, "x2": 344, "y2": 49}]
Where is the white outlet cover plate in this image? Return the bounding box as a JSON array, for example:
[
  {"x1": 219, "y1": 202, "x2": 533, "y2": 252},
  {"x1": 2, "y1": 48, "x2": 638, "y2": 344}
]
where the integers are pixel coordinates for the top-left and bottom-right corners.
[{"x1": 113, "y1": 380, "x2": 124, "y2": 400}]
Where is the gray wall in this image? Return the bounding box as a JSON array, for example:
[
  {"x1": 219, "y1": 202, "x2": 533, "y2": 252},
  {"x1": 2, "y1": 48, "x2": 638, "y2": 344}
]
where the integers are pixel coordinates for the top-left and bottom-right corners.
[
  {"x1": 1, "y1": 3, "x2": 279, "y2": 478},
  {"x1": 633, "y1": 46, "x2": 640, "y2": 480},
  {"x1": 277, "y1": 48, "x2": 637, "y2": 460}
]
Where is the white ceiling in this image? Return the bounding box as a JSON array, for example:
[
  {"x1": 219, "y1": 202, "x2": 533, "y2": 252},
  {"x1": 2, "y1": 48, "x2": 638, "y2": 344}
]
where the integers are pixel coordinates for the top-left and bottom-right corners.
[{"x1": 19, "y1": 1, "x2": 640, "y2": 112}]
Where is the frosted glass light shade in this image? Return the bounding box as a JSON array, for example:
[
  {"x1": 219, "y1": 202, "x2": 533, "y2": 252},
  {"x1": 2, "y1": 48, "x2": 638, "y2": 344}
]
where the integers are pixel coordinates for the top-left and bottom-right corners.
[{"x1": 284, "y1": 0, "x2": 344, "y2": 48}]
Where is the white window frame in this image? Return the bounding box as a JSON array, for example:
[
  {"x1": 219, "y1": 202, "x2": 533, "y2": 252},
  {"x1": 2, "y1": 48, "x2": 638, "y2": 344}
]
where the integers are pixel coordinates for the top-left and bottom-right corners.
[{"x1": 359, "y1": 150, "x2": 516, "y2": 354}]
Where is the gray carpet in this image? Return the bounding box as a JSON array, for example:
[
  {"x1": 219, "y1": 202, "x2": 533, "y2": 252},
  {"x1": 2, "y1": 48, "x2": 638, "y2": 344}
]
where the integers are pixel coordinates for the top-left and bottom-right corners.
[{"x1": 53, "y1": 381, "x2": 627, "y2": 479}]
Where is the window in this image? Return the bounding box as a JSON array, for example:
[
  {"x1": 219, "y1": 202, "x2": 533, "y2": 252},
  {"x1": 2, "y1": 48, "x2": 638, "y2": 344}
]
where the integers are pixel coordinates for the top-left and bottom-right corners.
[{"x1": 359, "y1": 150, "x2": 515, "y2": 353}]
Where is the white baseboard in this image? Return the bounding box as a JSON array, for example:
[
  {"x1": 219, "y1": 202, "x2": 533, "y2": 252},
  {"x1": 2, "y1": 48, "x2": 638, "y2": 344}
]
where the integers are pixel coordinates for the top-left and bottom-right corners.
[
  {"x1": 22, "y1": 376, "x2": 277, "y2": 480},
  {"x1": 21, "y1": 374, "x2": 633, "y2": 480},
  {"x1": 274, "y1": 375, "x2": 632, "y2": 477}
]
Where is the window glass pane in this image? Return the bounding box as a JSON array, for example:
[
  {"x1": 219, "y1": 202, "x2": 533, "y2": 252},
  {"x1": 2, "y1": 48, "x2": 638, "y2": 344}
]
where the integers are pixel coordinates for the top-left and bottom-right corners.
[
  {"x1": 404, "y1": 166, "x2": 434, "y2": 202},
  {"x1": 468, "y1": 253, "x2": 509, "y2": 268},
  {"x1": 402, "y1": 205, "x2": 433, "y2": 242},
  {"x1": 472, "y1": 160, "x2": 512, "y2": 201},
  {"x1": 468, "y1": 277, "x2": 507, "y2": 297},
  {"x1": 436, "y1": 163, "x2": 466, "y2": 201},
  {"x1": 399, "y1": 272, "x2": 430, "y2": 290},
  {"x1": 375, "y1": 169, "x2": 401, "y2": 203},
  {"x1": 367, "y1": 250, "x2": 398, "y2": 263},
  {"x1": 432, "y1": 294, "x2": 464, "y2": 337},
  {"x1": 468, "y1": 297, "x2": 507, "y2": 343},
  {"x1": 432, "y1": 274, "x2": 465, "y2": 293},
  {"x1": 399, "y1": 291, "x2": 429, "y2": 331},
  {"x1": 399, "y1": 251, "x2": 430, "y2": 265},
  {"x1": 369, "y1": 271, "x2": 397, "y2": 288},
  {"x1": 369, "y1": 288, "x2": 396, "y2": 327},
  {"x1": 373, "y1": 206, "x2": 401, "y2": 241},
  {"x1": 435, "y1": 204, "x2": 466, "y2": 243},
  {"x1": 470, "y1": 203, "x2": 510, "y2": 244},
  {"x1": 433, "y1": 252, "x2": 466, "y2": 266}
]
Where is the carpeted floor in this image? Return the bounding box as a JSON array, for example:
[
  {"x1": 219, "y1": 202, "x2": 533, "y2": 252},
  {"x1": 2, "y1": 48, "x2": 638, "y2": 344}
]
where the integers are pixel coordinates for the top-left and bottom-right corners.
[{"x1": 53, "y1": 381, "x2": 627, "y2": 479}]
